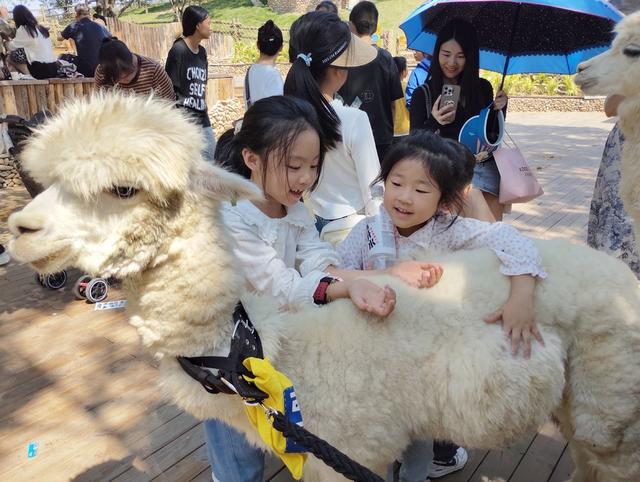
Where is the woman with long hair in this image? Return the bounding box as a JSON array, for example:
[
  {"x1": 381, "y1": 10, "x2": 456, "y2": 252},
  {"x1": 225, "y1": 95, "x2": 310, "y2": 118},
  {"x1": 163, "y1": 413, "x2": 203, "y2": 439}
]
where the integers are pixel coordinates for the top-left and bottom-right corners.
[
  {"x1": 409, "y1": 19, "x2": 508, "y2": 220},
  {"x1": 5, "y1": 4, "x2": 57, "y2": 78},
  {"x1": 165, "y1": 5, "x2": 215, "y2": 160},
  {"x1": 244, "y1": 19, "x2": 283, "y2": 107},
  {"x1": 284, "y1": 11, "x2": 379, "y2": 240},
  {"x1": 95, "y1": 38, "x2": 175, "y2": 100}
]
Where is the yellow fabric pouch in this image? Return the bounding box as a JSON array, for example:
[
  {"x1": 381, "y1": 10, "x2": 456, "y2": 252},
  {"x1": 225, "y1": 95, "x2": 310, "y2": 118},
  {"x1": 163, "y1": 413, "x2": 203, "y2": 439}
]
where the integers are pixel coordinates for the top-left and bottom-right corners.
[{"x1": 242, "y1": 357, "x2": 307, "y2": 480}]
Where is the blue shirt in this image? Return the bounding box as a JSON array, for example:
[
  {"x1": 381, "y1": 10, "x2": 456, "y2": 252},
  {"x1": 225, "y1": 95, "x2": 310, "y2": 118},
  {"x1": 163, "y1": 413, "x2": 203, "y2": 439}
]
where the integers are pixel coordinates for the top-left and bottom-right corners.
[
  {"x1": 405, "y1": 58, "x2": 431, "y2": 108},
  {"x1": 61, "y1": 17, "x2": 110, "y2": 76}
]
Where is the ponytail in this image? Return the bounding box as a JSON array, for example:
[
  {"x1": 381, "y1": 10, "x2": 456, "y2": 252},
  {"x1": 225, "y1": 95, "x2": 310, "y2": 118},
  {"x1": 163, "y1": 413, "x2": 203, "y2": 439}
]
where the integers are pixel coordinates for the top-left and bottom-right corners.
[
  {"x1": 215, "y1": 96, "x2": 327, "y2": 190},
  {"x1": 284, "y1": 58, "x2": 341, "y2": 149},
  {"x1": 214, "y1": 128, "x2": 251, "y2": 179},
  {"x1": 284, "y1": 11, "x2": 351, "y2": 149}
]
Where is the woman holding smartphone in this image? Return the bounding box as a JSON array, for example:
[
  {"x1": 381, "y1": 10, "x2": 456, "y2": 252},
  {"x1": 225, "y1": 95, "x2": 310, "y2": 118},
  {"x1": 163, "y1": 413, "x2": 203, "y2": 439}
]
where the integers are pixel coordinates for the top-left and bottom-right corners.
[{"x1": 409, "y1": 19, "x2": 508, "y2": 220}]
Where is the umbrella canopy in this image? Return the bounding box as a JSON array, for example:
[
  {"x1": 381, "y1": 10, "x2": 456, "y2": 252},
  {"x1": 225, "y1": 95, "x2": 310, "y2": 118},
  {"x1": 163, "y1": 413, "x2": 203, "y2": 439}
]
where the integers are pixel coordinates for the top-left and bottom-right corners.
[{"x1": 400, "y1": 0, "x2": 624, "y2": 76}]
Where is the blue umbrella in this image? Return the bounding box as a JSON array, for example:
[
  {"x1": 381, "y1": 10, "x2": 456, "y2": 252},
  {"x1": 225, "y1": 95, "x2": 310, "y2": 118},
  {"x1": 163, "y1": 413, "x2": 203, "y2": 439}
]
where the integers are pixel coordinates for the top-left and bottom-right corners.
[{"x1": 400, "y1": 0, "x2": 623, "y2": 78}]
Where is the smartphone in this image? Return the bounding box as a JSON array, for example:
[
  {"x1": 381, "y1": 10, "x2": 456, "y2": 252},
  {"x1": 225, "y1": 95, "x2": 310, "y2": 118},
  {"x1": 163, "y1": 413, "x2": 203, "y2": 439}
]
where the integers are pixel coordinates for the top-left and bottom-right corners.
[{"x1": 440, "y1": 84, "x2": 461, "y2": 117}]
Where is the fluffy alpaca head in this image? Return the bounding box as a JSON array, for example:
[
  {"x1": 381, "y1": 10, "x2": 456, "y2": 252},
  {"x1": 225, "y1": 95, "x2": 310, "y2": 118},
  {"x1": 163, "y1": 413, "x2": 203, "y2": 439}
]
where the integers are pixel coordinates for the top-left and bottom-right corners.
[
  {"x1": 575, "y1": 12, "x2": 640, "y2": 98},
  {"x1": 8, "y1": 92, "x2": 261, "y2": 277}
]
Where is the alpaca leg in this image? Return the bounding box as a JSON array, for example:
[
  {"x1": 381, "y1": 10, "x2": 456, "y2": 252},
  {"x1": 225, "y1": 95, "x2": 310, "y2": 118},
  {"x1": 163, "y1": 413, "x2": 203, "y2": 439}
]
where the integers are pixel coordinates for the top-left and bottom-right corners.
[{"x1": 565, "y1": 441, "x2": 601, "y2": 482}]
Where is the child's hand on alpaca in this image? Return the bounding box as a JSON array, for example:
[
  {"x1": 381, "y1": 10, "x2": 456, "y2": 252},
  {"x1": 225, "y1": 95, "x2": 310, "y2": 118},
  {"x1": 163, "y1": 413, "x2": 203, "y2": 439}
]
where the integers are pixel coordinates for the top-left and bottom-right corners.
[
  {"x1": 387, "y1": 261, "x2": 443, "y2": 288},
  {"x1": 484, "y1": 296, "x2": 544, "y2": 359},
  {"x1": 348, "y1": 279, "x2": 396, "y2": 317}
]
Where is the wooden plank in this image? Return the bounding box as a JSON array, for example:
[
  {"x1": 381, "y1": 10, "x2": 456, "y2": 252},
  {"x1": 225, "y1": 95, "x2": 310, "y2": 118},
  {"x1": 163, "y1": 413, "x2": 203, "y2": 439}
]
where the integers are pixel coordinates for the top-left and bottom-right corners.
[
  {"x1": 54, "y1": 82, "x2": 65, "y2": 105},
  {"x1": 547, "y1": 445, "x2": 574, "y2": 482},
  {"x1": 14, "y1": 84, "x2": 30, "y2": 117},
  {"x1": 68, "y1": 407, "x2": 195, "y2": 481},
  {"x1": 26, "y1": 85, "x2": 38, "y2": 117},
  {"x1": 441, "y1": 448, "x2": 489, "y2": 482},
  {"x1": 0, "y1": 359, "x2": 175, "y2": 481},
  {"x1": 188, "y1": 467, "x2": 212, "y2": 482},
  {"x1": 467, "y1": 431, "x2": 536, "y2": 482},
  {"x1": 509, "y1": 422, "x2": 566, "y2": 482},
  {"x1": 268, "y1": 466, "x2": 294, "y2": 482},
  {"x1": 35, "y1": 83, "x2": 48, "y2": 113},
  {"x1": 152, "y1": 443, "x2": 209, "y2": 482},
  {"x1": 62, "y1": 82, "x2": 75, "y2": 101},
  {"x1": 113, "y1": 423, "x2": 205, "y2": 482}
]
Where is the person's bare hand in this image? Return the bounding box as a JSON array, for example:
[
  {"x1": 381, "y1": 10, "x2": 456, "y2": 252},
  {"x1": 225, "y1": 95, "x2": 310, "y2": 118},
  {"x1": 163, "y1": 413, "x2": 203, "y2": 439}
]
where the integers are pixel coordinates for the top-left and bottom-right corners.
[
  {"x1": 388, "y1": 261, "x2": 443, "y2": 288},
  {"x1": 432, "y1": 95, "x2": 455, "y2": 125},
  {"x1": 348, "y1": 279, "x2": 396, "y2": 317},
  {"x1": 494, "y1": 90, "x2": 508, "y2": 110},
  {"x1": 484, "y1": 297, "x2": 544, "y2": 358}
]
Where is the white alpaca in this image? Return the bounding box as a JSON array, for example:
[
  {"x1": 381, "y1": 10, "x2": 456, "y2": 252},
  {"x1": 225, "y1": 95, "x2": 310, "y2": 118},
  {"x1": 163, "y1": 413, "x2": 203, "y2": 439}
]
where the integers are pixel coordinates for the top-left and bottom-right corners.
[
  {"x1": 575, "y1": 12, "x2": 640, "y2": 244},
  {"x1": 7, "y1": 93, "x2": 640, "y2": 482}
]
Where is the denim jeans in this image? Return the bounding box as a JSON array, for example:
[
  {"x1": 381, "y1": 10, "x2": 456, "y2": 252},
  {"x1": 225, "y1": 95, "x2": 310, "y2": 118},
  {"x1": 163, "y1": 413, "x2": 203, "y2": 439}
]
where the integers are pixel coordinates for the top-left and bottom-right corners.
[
  {"x1": 202, "y1": 126, "x2": 216, "y2": 162},
  {"x1": 387, "y1": 439, "x2": 434, "y2": 482},
  {"x1": 203, "y1": 419, "x2": 265, "y2": 482}
]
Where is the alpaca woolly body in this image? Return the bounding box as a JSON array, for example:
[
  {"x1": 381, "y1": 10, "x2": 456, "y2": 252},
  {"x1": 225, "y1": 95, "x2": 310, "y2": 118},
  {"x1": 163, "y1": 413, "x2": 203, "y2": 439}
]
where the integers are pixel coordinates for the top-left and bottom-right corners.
[{"x1": 8, "y1": 92, "x2": 640, "y2": 482}]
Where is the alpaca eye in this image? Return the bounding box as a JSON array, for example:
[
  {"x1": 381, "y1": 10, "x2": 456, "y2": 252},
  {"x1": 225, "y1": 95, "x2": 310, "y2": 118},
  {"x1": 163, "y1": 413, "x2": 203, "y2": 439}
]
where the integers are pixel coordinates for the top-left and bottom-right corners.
[
  {"x1": 623, "y1": 44, "x2": 640, "y2": 58},
  {"x1": 109, "y1": 186, "x2": 139, "y2": 199}
]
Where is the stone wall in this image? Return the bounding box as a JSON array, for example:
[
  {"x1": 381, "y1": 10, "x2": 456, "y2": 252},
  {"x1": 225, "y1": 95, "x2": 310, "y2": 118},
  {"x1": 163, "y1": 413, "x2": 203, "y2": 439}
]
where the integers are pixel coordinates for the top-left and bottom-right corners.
[
  {"x1": 267, "y1": 0, "x2": 318, "y2": 14},
  {"x1": 0, "y1": 155, "x2": 21, "y2": 189},
  {"x1": 210, "y1": 62, "x2": 291, "y2": 78},
  {"x1": 507, "y1": 96, "x2": 605, "y2": 112},
  {"x1": 209, "y1": 99, "x2": 246, "y2": 136}
]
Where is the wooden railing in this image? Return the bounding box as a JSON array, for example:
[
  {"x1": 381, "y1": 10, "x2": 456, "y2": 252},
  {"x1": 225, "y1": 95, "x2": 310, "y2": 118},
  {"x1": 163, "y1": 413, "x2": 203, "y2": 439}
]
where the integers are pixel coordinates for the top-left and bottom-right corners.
[
  {"x1": 0, "y1": 78, "x2": 95, "y2": 118},
  {"x1": 0, "y1": 75, "x2": 235, "y2": 118},
  {"x1": 105, "y1": 18, "x2": 235, "y2": 63}
]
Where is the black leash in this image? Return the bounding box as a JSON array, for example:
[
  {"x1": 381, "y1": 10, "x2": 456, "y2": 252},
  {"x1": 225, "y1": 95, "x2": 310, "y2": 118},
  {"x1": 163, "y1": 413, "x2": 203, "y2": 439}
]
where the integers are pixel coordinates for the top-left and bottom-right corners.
[
  {"x1": 267, "y1": 408, "x2": 385, "y2": 482},
  {"x1": 177, "y1": 302, "x2": 385, "y2": 482}
]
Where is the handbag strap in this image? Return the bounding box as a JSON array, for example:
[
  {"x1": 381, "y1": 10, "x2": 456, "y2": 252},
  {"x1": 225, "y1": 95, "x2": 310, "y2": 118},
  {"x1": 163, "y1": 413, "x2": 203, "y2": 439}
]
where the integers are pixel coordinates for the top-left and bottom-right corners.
[
  {"x1": 503, "y1": 129, "x2": 521, "y2": 150},
  {"x1": 244, "y1": 65, "x2": 252, "y2": 107}
]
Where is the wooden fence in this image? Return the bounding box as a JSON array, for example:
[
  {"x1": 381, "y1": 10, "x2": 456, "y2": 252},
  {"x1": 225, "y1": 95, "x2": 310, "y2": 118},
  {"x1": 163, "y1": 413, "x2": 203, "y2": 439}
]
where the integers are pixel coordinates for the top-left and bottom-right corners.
[
  {"x1": 0, "y1": 75, "x2": 235, "y2": 118},
  {"x1": 105, "y1": 18, "x2": 235, "y2": 63},
  {"x1": 0, "y1": 79, "x2": 95, "y2": 118}
]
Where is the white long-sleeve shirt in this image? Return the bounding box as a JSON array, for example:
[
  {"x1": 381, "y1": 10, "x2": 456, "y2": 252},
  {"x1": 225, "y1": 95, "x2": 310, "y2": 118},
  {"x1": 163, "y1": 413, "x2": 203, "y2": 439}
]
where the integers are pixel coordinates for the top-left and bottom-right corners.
[
  {"x1": 309, "y1": 99, "x2": 380, "y2": 220},
  {"x1": 337, "y1": 209, "x2": 547, "y2": 278},
  {"x1": 222, "y1": 200, "x2": 341, "y2": 310},
  {"x1": 9, "y1": 26, "x2": 56, "y2": 63}
]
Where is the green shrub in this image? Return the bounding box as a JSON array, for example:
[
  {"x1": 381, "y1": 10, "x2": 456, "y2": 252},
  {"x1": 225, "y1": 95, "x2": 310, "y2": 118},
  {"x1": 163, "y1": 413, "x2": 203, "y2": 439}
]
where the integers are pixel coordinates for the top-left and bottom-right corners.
[
  {"x1": 483, "y1": 72, "x2": 581, "y2": 96},
  {"x1": 232, "y1": 40, "x2": 289, "y2": 64}
]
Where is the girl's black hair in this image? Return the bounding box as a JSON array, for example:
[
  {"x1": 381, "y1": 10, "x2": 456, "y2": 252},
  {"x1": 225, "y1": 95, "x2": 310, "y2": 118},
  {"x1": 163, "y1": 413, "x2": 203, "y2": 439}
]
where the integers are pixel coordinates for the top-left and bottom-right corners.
[
  {"x1": 374, "y1": 132, "x2": 476, "y2": 218},
  {"x1": 215, "y1": 96, "x2": 327, "y2": 191},
  {"x1": 348, "y1": 1, "x2": 378, "y2": 36},
  {"x1": 181, "y1": 5, "x2": 209, "y2": 37},
  {"x1": 98, "y1": 38, "x2": 135, "y2": 85},
  {"x1": 257, "y1": 20, "x2": 283, "y2": 57},
  {"x1": 12, "y1": 5, "x2": 49, "y2": 38},
  {"x1": 284, "y1": 11, "x2": 350, "y2": 149},
  {"x1": 428, "y1": 19, "x2": 482, "y2": 114},
  {"x1": 393, "y1": 56, "x2": 407, "y2": 75},
  {"x1": 315, "y1": 1, "x2": 338, "y2": 15}
]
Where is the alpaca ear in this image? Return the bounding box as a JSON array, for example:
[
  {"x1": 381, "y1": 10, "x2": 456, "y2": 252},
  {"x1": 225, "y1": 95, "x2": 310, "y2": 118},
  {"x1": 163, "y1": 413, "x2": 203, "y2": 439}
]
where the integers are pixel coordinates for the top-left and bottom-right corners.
[{"x1": 191, "y1": 161, "x2": 264, "y2": 202}]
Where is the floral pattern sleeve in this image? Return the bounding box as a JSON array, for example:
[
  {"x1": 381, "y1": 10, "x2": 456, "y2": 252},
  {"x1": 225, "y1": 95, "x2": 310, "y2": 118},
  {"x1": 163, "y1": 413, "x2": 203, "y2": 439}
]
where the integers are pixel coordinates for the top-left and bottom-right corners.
[
  {"x1": 435, "y1": 217, "x2": 547, "y2": 278},
  {"x1": 336, "y1": 218, "x2": 369, "y2": 270}
]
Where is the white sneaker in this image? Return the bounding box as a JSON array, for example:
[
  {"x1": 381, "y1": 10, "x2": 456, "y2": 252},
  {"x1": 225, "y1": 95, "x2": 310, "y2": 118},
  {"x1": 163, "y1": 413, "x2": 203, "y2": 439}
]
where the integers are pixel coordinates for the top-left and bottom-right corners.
[
  {"x1": 428, "y1": 447, "x2": 468, "y2": 478},
  {"x1": 0, "y1": 250, "x2": 9, "y2": 266}
]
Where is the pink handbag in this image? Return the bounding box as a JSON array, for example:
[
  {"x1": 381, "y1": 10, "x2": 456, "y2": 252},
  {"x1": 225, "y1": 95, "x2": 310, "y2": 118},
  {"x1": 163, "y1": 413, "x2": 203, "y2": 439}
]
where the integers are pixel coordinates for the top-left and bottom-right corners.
[{"x1": 493, "y1": 132, "x2": 543, "y2": 204}]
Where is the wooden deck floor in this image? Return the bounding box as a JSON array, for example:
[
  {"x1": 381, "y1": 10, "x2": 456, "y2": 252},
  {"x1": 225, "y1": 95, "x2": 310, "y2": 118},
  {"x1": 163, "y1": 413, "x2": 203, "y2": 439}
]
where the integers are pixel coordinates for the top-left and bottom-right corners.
[{"x1": 0, "y1": 112, "x2": 614, "y2": 481}]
